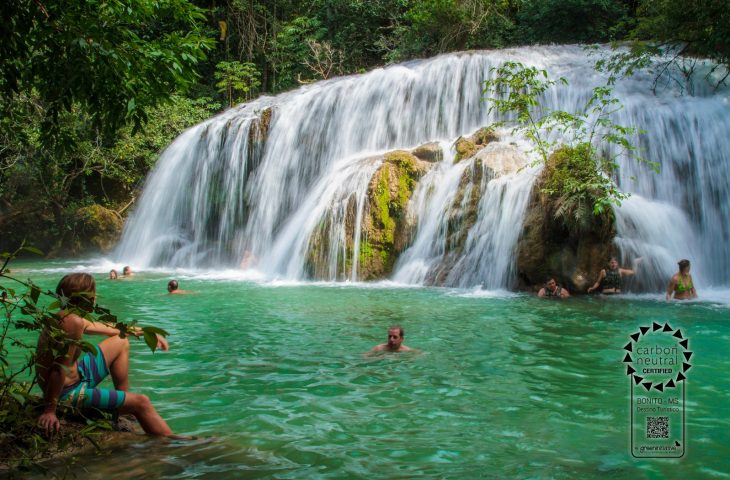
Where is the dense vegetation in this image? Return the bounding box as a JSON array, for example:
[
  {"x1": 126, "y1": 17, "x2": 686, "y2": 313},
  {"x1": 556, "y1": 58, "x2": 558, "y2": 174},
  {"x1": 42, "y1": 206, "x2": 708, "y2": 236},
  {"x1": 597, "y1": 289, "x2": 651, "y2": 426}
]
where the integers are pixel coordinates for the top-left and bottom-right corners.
[
  {"x1": 0, "y1": 0, "x2": 726, "y2": 471},
  {"x1": 1, "y1": 0, "x2": 728, "y2": 253}
]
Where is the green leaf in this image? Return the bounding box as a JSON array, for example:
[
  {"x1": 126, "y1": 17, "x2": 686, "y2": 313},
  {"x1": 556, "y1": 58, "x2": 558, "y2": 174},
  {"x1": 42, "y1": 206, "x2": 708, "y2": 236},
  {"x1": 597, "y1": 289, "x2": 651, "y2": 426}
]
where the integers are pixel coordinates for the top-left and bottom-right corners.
[
  {"x1": 142, "y1": 326, "x2": 168, "y2": 337},
  {"x1": 21, "y1": 246, "x2": 44, "y2": 256},
  {"x1": 143, "y1": 331, "x2": 158, "y2": 352}
]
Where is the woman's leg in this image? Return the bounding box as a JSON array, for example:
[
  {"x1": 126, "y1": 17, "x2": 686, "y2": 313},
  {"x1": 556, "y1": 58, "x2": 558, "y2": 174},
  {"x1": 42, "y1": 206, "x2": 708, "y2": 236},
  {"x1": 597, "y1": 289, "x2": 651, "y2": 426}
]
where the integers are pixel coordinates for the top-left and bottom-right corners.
[
  {"x1": 119, "y1": 392, "x2": 173, "y2": 436},
  {"x1": 98, "y1": 336, "x2": 130, "y2": 391}
]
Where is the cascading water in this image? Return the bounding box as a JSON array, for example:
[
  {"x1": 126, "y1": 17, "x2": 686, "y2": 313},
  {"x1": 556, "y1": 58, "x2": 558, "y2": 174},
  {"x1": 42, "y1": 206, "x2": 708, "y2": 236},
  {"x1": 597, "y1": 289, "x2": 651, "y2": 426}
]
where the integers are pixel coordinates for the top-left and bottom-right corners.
[{"x1": 116, "y1": 45, "x2": 730, "y2": 290}]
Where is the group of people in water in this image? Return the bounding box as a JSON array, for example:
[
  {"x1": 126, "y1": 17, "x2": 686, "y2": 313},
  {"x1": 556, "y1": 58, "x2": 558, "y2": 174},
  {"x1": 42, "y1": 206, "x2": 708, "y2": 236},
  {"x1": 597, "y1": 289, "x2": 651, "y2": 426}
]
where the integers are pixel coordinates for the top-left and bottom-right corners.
[
  {"x1": 36, "y1": 270, "x2": 409, "y2": 438},
  {"x1": 108, "y1": 265, "x2": 133, "y2": 279},
  {"x1": 36, "y1": 256, "x2": 697, "y2": 439},
  {"x1": 538, "y1": 257, "x2": 698, "y2": 301},
  {"x1": 108, "y1": 266, "x2": 189, "y2": 295}
]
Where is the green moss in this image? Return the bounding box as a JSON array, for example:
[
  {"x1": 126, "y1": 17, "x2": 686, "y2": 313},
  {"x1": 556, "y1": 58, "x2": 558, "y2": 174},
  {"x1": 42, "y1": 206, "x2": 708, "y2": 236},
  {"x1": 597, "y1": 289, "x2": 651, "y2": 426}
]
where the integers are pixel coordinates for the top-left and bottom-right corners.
[
  {"x1": 454, "y1": 137, "x2": 477, "y2": 162},
  {"x1": 375, "y1": 171, "x2": 395, "y2": 244},
  {"x1": 542, "y1": 143, "x2": 619, "y2": 233},
  {"x1": 359, "y1": 239, "x2": 374, "y2": 265}
]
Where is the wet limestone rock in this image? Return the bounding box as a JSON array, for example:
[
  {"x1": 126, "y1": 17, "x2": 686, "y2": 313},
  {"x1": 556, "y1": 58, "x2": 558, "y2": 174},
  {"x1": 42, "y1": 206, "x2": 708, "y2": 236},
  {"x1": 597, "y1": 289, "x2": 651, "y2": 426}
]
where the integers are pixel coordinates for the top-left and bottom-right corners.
[
  {"x1": 516, "y1": 151, "x2": 616, "y2": 293},
  {"x1": 358, "y1": 150, "x2": 431, "y2": 280},
  {"x1": 411, "y1": 142, "x2": 443, "y2": 163},
  {"x1": 430, "y1": 142, "x2": 526, "y2": 284},
  {"x1": 72, "y1": 204, "x2": 124, "y2": 254},
  {"x1": 454, "y1": 126, "x2": 499, "y2": 163}
]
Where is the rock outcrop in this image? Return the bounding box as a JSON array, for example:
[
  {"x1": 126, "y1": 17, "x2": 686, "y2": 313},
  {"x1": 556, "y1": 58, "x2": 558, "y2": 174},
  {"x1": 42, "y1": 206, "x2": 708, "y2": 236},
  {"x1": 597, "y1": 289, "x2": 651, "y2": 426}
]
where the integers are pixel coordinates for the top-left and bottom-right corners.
[
  {"x1": 516, "y1": 150, "x2": 616, "y2": 293},
  {"x1": 70, "y1": 204, "x2": 124, "y2": 254},
  {"x1": 358, "y1": 150, "x2": 432, "y2": 279},
  {"x1": 429, "y1": 141, "x2": 527, "y2": 284},
  {"x1": 304, "y1": 144, "x2": 436, "y2": 280},
  {"x1": 454, "y1": 126, "x2": 498, "y2": 162}
]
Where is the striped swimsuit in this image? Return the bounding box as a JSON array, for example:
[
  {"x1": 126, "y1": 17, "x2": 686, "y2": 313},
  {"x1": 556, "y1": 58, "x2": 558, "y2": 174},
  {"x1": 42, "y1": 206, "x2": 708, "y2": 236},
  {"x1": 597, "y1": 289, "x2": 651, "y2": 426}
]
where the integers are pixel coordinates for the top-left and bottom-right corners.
[{"x1": 60, "y1": 345, "x2": 126, "y2": 410}]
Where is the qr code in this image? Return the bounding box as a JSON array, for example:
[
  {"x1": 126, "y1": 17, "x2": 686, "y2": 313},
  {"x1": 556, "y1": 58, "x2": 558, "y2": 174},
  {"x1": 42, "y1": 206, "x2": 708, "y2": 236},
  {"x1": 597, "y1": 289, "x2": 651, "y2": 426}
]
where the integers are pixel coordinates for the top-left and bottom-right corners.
[{"x1": 646, "y1": 416, "x2": 669, "y2": 438}]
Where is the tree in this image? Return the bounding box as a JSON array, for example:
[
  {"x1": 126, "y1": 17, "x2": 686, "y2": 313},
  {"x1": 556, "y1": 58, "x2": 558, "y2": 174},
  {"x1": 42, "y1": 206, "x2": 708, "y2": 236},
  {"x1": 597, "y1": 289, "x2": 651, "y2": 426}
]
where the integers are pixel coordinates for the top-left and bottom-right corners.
[
  {"x1": 215, "y1": 61, "x2": 262, "y2": 106},
  {"x1": 516, "y1": 0, "x2": 629, "y2": 44},
  {"x1": 483, "y1": 62, "x2": 656, "y2": 230},
  {"x1": 0, "y1": 0, "x2": 215, "y2": 252},
  {"x1": 0, "y1": 0, "x2": 214, "y2": 144}
]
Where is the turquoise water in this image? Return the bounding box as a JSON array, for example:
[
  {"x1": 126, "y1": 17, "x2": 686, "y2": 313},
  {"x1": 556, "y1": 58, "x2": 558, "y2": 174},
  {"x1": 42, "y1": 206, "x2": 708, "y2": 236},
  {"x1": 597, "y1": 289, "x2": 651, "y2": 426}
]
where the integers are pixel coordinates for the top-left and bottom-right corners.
[{"x1": 8, "y1": 260, "x2": 730, "y2": 479}]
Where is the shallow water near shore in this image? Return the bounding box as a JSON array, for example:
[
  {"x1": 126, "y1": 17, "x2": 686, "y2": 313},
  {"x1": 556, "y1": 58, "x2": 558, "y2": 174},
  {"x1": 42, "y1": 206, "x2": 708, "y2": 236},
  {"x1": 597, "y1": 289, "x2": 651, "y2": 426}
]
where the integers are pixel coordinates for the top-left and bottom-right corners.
[{"x1": 10, "y1": 260, "x2": 730, "y2": 479}]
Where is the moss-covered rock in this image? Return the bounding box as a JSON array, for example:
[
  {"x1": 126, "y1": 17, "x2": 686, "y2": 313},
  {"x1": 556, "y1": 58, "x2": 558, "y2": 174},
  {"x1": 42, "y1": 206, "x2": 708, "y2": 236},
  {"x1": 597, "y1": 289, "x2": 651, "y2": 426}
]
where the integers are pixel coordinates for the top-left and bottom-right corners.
[
  {"x1": 454, "y1": 137, "x2": 477, "y2": 163},
  {"x1": 303, "y1": 149, "x2": 432, "y2": 281},
  {"x1": 516, "y1": 152, "x2": 616, "y2": 293},
  {"x1": 71, "y1": 204, "x2": 124, "y2": 254},
  {"x1": 411, "y1": 142, "x2": 442, "y2": 162},
  {"x1": 454, "y1": 126, "x2": 499, "y2": 163},
  {"x1": 357, "y1": 150, "x2": 431, "y2": 280}
]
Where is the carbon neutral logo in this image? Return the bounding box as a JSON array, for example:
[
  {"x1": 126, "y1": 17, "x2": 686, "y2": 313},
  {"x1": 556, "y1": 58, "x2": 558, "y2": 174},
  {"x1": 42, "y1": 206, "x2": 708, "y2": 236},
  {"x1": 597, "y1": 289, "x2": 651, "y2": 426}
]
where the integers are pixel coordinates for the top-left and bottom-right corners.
[{"x1": 623, "y1": 322, "x2": 692, "y2": 458}]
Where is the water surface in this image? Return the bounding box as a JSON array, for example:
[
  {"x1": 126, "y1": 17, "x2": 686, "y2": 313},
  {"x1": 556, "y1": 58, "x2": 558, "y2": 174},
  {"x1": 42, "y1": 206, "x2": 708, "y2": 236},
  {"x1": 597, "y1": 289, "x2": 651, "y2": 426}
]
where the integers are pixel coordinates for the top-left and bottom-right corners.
[{"x1": 10, "y1": 260, "x2": 730, "y2": 479}]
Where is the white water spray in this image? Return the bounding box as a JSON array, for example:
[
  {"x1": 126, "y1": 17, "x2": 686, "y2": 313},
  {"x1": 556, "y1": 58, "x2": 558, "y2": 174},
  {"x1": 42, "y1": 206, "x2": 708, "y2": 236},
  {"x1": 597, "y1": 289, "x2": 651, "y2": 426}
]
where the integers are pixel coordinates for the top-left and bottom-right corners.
[{"x1": 116, "y1": 45, "x2": 730, "y2": 289}]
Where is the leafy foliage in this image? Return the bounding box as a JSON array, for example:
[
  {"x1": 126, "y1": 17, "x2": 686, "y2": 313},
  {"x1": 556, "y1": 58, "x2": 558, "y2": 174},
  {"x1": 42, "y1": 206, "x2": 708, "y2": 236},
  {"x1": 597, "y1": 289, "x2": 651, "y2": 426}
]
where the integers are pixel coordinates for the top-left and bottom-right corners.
[
  {"x1": 0, "y1": 245, "x2": 167, "y2": 470},
  {"x1": 516, "y1": 0, "x2": 630, "y2": 44},
  {"x1": 631, "y1": 0, "x2": 729, "y2": 68},
  {"x1": 1, "y1": 0, "x2": 213, "y2": 145},
  {"x1": 483, "y1": 62, "x2": 656, "y2": 228},
  {"x1": 0, "y1": 95, "x2": 218, "y2": 253},
  {"x1": 215, "y1": 61, "x2": 262, "y2": 106}
]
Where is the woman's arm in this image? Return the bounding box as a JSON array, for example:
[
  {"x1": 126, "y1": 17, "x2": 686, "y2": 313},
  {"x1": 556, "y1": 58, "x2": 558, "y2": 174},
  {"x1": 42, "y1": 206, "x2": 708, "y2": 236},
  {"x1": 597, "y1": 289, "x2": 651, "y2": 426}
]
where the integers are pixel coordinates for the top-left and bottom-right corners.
[
  {"x1": 83, "y1": 319, "x2": 142, "y2": 338},
  {"x1": 587, "y1": 270, "x2": 606, "y2": 293},
  {"x1": 621, "y1": 257, "x2": 643, "y2": 277},
  {"x1": 666, "y1": 275, "x2": 677, "y2": 301}
]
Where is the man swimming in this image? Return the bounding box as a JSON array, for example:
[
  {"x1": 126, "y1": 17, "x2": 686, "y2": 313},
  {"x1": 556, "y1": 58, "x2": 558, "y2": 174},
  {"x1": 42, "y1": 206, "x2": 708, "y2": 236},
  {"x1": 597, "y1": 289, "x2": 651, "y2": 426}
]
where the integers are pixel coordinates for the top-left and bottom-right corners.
[
  {"x1": 370, "y1": 326, "x2": 414, "y2": 352},
  {"x1": 36, "y1": 273, "x2": 173, "y2": 436},
  {"x1": 167, "y1": 279, "x2": 191, "y2": 294}
]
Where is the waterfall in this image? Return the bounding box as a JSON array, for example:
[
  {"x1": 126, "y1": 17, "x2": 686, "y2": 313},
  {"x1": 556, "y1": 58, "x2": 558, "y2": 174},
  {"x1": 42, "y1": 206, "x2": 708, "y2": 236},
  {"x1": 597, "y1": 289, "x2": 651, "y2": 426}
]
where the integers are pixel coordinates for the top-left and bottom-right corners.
[{"x1": 116, "y1": 45, "x2": 730, "y2": 290}]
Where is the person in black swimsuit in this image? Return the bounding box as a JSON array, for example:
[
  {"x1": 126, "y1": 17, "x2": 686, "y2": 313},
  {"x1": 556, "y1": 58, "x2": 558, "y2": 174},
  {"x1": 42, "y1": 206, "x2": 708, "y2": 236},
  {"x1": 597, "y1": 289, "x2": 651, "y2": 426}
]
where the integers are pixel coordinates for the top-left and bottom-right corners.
[
  {"x1": 538, "y1": 277, "x2": 570, "y2": 299},
  {"x1": 587, "y1": 256, "x2": 637, "y2": 294}
]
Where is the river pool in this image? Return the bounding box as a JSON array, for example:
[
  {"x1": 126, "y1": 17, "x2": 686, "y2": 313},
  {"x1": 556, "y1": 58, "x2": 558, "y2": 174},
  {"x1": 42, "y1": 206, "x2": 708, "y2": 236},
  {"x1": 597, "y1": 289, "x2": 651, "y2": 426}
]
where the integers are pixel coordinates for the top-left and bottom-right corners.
[{"x1": 8, "y1": 260, "x2": 730, "y2": 479}]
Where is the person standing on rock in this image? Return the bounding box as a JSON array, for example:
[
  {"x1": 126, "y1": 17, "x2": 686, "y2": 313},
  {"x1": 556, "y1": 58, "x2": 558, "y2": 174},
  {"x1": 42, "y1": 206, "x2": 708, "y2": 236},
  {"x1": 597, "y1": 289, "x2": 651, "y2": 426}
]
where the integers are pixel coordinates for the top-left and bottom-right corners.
[
  {"x1": 587, "y1": 256, "x2": 639, "y2": 294},
  {"x1": 666, "y1": 259, "x2": 698, "y2": 301},
  {"x1": 36, "y1": 273, "x2": 174, "y2": 436},
  {"x1": 538, "y1": 277, "x2": 570, "y2": 298}
]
